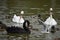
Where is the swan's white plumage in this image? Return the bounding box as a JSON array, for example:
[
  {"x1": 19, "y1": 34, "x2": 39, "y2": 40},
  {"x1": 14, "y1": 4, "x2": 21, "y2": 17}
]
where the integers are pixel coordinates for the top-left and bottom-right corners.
[
  {"x1": 44, "y1": 17, "x2": 57, "y2": 25},
  {"x1": 44, "y1": 12, "x2": 57, "y2": 26},
  {"x1": 19, "y1": 16, "x2": 24, "y2": 24},
  {"x1": 12, "y1": 14, "x2": 24, "y2": 24},
  {"x1": 12, "y1": 14, "x2": 18, "y2": 23},
  {"x1": 43, "y1": 9, "x2": 57, "y2": 33}
]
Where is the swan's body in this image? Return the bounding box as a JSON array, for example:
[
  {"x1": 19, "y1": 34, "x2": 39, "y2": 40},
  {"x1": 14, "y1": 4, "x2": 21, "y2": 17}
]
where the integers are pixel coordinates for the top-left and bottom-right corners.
[
  {"x1": 38, "y1": 8, "x2": 57, "y2": 33},
  {"x1": 44, "y1": 15, "x2": 57, "y2": 26},
  {"x1": 43, "y1": 12, "x2": 57, "y2": 33},
  {"x1": 12, "y1": 14, "x2": 24, "y2": 24},
  {"x1": 6, "y1": 20, "x2": 31, "y2": 34}
]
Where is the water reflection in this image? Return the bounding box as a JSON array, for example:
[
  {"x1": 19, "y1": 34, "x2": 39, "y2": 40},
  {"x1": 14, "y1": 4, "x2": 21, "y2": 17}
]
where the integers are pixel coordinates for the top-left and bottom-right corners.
[
  {"x1": 7, "y1": 34, "x2": 30, "y2": 40},
  {"x1": 0, "y1": 33, "x2": 30, "y2": 40}
]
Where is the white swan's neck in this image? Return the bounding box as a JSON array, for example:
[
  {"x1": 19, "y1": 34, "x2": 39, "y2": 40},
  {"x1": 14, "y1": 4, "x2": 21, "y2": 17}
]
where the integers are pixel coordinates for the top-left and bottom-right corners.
[{"x1": 50, "y1": 12, "x2": 52, "y2": 18}]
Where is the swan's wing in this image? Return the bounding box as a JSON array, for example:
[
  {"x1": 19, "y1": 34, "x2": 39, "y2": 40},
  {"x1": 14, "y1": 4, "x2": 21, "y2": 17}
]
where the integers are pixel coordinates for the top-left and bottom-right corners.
[{"x1": 44, "y1": 17, "x2": 57, "y2": 25}]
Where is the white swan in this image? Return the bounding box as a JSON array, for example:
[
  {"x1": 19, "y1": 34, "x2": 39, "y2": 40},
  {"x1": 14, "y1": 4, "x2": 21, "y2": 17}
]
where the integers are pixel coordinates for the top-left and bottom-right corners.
[
  {"x1": 43, "y1": 8, "x2": 57, "y2": 33},
  {"x1": 41, "y1": 8, "x2": 57, "y2": 33},
  {"x1": 44, "y1": 13, "x2": 57, "y2": 26}
]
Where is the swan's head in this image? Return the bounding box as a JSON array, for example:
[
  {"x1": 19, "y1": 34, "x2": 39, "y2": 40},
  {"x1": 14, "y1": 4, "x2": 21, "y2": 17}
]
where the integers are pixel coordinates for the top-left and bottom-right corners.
[
  {"x1": 50, "y1": 8, "x2": 53, "y2": 11},
  {"x1": 21, "y1": 11, "x2": 24, "y2": 14}
]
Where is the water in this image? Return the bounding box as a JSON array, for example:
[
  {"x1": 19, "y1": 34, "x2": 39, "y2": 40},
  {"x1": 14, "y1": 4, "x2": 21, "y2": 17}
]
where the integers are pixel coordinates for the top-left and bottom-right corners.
[
  {"x1": 0, "y1": 13, "x2": 60, "y2": 40},
  {"x1": 0, "y1": 0, "x2": 60, "y2": 40}
]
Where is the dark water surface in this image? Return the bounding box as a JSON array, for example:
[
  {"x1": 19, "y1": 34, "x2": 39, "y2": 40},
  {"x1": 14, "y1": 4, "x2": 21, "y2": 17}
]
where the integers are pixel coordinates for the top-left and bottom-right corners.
[
  {"x1": 0, "y1": 13, "x2": 60, "y2": 40},
  {"x1": 0, "y1": 0, "x2": 60, "y2": 40}
]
